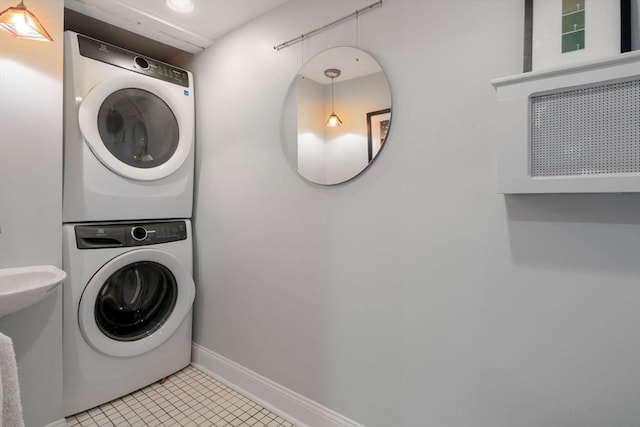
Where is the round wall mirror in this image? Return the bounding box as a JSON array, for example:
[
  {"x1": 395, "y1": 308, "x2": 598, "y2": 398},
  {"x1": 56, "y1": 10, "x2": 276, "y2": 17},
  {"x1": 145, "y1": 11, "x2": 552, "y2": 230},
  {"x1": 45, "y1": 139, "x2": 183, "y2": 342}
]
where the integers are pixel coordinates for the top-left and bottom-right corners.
[{"x1": 281, "y1": 47, "x2": 392, "y2": 185}]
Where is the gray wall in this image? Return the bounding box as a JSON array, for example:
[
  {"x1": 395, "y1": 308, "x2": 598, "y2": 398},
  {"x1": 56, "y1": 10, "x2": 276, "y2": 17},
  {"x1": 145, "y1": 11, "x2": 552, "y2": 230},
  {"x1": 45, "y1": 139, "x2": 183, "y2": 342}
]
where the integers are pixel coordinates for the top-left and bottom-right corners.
[
  {"x1": 0, "y1": 1, "x2": 65, "y2": 426},
  {"x1": 189, "y1": 1, "x2": 640, "y2": 426}
]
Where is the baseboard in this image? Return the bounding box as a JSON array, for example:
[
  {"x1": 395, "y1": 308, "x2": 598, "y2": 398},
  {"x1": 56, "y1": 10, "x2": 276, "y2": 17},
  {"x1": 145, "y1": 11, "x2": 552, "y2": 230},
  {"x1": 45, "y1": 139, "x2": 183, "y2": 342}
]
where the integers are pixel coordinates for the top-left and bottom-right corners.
[
  {"x1": 43, "y1": 419, "x2": 67, "y2": 427},
  {"x1": 191, "y1": 343, "x2": 364, "y2": 427}
]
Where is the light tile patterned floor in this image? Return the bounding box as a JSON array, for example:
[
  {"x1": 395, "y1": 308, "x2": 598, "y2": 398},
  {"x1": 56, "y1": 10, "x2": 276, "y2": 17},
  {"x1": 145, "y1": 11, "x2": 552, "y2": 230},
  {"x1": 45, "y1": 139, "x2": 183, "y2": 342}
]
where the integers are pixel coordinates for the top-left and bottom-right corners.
[{"x1": 65, "y1": 365, "x2": 295, "y2": 427}]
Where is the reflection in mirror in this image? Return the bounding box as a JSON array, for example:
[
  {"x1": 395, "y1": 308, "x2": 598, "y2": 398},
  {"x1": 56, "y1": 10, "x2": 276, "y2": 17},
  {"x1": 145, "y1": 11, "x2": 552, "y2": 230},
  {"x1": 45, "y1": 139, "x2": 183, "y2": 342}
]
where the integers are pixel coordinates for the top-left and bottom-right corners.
[{"x1": 281, "y1": 47, "x2": 392, "y2": 185}]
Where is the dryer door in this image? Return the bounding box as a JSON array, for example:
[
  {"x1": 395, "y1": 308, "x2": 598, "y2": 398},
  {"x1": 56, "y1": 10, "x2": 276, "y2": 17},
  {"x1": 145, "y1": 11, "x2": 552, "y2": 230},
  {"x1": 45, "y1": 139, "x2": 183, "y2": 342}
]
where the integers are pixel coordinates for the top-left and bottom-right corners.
[
  {"x1": 78, "y1": 74, "x2": 193, "y2": 181},
  {"x1": 79, "y1": 249, "x2": 195, "y2": 357}
]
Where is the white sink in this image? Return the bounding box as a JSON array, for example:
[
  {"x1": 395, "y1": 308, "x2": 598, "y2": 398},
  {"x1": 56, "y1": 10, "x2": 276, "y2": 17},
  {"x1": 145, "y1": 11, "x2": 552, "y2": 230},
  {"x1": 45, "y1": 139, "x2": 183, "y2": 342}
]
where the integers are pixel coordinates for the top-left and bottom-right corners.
[{"x1": 0, "y1": 265, "x2": 67, "y2": 317}]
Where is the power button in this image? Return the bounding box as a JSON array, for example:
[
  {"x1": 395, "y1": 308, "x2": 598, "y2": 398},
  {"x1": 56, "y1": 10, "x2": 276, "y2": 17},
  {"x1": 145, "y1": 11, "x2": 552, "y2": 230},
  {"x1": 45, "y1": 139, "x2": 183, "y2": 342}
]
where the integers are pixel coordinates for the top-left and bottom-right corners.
[
  {"x1": 134, "y1": 56, "x2": 150, "y2": 70},
  {"x1": 131, "y1": 226, "x2": 148, "y2": 241}
]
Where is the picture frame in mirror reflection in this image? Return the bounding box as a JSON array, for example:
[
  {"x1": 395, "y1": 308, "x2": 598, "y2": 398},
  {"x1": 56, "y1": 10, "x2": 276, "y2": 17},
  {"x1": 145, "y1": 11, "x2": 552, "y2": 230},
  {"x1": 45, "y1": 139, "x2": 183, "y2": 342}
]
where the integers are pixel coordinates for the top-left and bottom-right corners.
[{"x1": 367, "y1": 109, "x2": 391, "y2": 162}]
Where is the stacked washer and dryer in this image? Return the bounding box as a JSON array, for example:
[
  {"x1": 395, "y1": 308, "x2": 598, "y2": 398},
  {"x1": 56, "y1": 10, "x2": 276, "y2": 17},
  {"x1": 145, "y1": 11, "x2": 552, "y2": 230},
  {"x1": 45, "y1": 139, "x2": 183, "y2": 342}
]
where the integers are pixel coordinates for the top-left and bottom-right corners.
[{"x1": 62, "y1": 31, "x2": 196, "y2": 416}]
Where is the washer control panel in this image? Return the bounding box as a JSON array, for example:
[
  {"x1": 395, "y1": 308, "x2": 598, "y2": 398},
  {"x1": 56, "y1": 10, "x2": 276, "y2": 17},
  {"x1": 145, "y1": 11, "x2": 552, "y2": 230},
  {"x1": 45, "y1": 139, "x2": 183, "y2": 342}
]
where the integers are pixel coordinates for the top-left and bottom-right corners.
[
  {"x1": 77, "y1": 34, "x2": 190, "y2": 88},
  {"x1": 76, "y1": 221, "x2": 187, "y2": 249}
]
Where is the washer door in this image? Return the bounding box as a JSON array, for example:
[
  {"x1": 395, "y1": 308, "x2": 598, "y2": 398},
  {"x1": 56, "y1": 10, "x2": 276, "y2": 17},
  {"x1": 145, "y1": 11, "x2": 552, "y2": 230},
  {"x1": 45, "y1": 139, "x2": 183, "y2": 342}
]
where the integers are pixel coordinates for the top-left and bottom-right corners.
[
  {"x1": 79, "y1": 249, "x2": 195, "y2": 357},
  {"x1": 78, "y1": 74, "x2": 192, "y2": 181}
]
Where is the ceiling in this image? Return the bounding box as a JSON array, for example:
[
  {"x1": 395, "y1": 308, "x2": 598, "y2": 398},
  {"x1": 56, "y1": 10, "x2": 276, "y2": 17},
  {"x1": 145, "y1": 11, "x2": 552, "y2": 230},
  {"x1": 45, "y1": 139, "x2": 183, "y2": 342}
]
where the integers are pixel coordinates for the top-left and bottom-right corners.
[
  {"x1": 64, "y1": 0, "x2": 289, "y2": 56},
  {"x1": 299, "y1": 47, "x2": 382, "y2": 85}
]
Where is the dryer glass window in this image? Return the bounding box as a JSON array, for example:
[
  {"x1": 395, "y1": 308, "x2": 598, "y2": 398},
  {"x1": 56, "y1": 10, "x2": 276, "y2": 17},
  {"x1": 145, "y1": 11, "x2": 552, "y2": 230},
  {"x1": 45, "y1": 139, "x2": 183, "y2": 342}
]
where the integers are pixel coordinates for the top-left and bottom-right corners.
[
  {"x1": 97, "y1": 88, "x2": 179, "y2": 168},
  {"x1": 95, "y1": 261, "x2": 178, "y2": 341}
]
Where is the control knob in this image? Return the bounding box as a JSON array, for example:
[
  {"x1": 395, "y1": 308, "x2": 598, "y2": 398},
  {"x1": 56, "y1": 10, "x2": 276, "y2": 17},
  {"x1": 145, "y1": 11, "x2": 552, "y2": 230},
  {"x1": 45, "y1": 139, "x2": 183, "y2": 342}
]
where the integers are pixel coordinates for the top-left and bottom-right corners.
[{"x1": 131, "y1": 226, "x2": 148, "y2": 241}]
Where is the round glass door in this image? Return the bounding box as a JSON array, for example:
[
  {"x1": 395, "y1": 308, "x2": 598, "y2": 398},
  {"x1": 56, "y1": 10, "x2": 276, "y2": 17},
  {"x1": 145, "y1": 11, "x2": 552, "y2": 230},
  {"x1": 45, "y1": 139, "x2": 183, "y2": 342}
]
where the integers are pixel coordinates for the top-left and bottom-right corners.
[
  {"x1": 78, "y1": 74, "x2": 194, "y2": 182},
  {"x1": 79, "y1": 248, "x2": 195, "y2": 357},
  {"x1": 97, "y1": 88, "x2": 179, "y2": 169},
  {"x1": 94, "y1": 261, "x2": 177, "y2": 341}
]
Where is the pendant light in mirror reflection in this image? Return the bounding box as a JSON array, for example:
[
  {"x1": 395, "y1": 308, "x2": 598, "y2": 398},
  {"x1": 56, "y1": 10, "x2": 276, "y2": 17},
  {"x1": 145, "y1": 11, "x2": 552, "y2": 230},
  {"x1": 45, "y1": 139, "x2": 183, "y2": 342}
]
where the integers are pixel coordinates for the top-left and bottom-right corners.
[
  {"x1": 281, "y1": 47, "x2": 392, "y2": 185},
  {"x1": 0, "y1": 0, "x2": 52, "y2": 42},
  {"x1": 325, "y1": 69, "x2": 343, "y2": 127}
]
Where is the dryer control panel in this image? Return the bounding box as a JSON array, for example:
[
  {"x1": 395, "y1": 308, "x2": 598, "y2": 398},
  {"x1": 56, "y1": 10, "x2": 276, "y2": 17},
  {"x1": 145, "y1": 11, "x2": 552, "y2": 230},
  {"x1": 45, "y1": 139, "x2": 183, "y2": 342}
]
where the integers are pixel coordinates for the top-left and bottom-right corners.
[
  {"x1": 76, "y1": 221, "x2": 187, "y2": 249},
  {"x1": 77, "y1": 34, "x2": 190, "y2": 88}
]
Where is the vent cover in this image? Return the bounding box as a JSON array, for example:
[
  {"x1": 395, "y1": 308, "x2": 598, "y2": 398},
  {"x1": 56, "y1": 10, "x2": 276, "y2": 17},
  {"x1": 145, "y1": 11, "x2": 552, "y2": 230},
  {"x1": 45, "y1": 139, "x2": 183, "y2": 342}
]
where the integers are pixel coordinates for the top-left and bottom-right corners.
[{"x1": 530, "y1": 79, "x2": 640, "y2": 177}]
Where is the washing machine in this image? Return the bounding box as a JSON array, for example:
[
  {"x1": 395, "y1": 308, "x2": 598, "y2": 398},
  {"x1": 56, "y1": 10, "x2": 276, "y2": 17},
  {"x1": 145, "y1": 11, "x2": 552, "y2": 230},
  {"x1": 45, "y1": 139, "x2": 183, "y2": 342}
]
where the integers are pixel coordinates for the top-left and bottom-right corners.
[
  {"x1": 62, "y1": 220, "x2": 195, "y2": 416},
  {"x1": 63, "y1": 31, "x2": 195, "y2": 222}
]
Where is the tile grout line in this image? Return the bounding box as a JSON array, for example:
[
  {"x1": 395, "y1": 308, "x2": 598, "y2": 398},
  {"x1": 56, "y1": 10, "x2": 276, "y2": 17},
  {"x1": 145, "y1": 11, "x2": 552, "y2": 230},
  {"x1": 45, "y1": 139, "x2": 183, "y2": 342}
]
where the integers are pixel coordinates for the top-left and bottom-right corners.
[{"x1": 66, "y1": 365, "x2": 295, "y2": 427}]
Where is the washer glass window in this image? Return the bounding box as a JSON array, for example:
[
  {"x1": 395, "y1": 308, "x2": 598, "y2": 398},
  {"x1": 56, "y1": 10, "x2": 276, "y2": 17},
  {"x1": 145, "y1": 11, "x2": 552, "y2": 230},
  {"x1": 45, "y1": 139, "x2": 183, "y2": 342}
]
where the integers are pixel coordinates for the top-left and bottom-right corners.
[
  {"x1": 97, "y1": 88, "x2": 179, "y2": 168},
  {"x1": 95, "y1": 261, "x2": 178, "y2": 341}
]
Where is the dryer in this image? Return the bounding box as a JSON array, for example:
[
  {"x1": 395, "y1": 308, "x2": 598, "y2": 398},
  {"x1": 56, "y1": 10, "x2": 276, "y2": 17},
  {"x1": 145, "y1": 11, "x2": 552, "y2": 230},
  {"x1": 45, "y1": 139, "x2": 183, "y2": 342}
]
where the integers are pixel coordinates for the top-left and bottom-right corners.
[
  {"x1": 62, "y1": 220, "x2": 195, "y2": 416},
  {"x1": 63, "y1": 31, "x2": 194, "y2": 222}
]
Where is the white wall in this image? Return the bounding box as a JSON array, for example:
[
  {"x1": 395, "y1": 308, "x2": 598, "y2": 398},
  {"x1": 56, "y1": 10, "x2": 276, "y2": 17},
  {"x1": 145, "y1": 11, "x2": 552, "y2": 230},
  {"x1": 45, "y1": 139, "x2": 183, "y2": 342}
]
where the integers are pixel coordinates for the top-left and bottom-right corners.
[
  {"x1": 190, "y1": 1, "x2": 640, "y2": 426},
  {"x1": 325, "y1": 72, "x2": 389, "y2": 184},
  {"x1": 297, "y1": 76, "x2": 327, "y2": 183},
  {"x1": 0, "y1": 0, "x2": 65, "y2": 425}
]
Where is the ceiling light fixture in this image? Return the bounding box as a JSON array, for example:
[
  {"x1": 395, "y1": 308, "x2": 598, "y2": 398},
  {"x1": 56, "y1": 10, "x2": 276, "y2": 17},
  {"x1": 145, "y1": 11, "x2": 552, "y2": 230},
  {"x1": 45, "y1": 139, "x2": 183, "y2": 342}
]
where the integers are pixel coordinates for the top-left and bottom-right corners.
[
  {"x1": 0, "y1": 0, "x2": 53, "y2": 42},
  {"x1": 165, "y1": 0, "x2": 194, "y2": 13},
  {"x1": 325, "y1": 68, "x2": 343, "y2": 127}
]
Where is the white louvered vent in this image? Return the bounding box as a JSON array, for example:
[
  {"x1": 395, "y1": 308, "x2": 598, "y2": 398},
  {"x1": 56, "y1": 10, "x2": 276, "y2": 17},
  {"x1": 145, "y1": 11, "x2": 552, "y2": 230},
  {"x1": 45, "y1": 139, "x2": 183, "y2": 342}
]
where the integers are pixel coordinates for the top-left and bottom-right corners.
[{"x1": 530, "y1": 79, "x2": 640, "y2": 177}]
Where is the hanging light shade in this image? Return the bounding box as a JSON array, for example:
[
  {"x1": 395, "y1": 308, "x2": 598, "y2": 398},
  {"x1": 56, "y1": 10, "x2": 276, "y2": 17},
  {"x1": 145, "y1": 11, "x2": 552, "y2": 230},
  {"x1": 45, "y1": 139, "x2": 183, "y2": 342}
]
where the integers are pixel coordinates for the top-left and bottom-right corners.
[
  {"x1": 0, "y1": 1, "x2": 53, "y2": 42},
  {"x1": 326, "y1": 112, "x2": 342, "y2": 127},
  {"x1": 325, "y1": 68, "x2": 343, "y2": 127}
]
